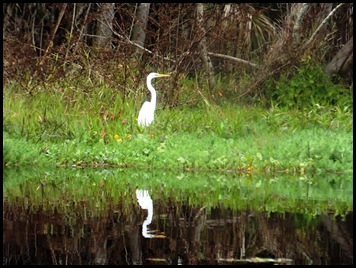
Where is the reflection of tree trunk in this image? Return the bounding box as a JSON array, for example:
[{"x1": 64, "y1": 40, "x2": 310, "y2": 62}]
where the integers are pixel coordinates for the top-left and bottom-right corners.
[
  {"x1": 128, "y1": 225, "x2": 142, "y2": 264},
  {"x1": 193, "y1": 207, "x2": 206, "y2": 242},
  {"x1": 325, "y1": 38, "x2": 353, "y2": 76},
  {"x1": 185, "y1": 207, "x2": 207, "y2": 264},
  {"x1": 131, "y1": 3, "x2": 151, "y2": 56},
  {"x1": 196, "y1": 3, "x2": 216, "y2": 92},
  {"x1": 94, "y1": 238, "x2": 108, "y2": 264},
  {"x1": 321, "y1": 215, "x2": 353, "y2": 263},
  {"x1": 96, "y1": 3, "x2": 115, "y2": 48}
]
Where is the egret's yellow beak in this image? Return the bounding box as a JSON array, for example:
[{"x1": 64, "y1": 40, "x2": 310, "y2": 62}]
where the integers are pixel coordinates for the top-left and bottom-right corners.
[{"x1": 157, "y1": 73, "x2": 171, "y2": 77}]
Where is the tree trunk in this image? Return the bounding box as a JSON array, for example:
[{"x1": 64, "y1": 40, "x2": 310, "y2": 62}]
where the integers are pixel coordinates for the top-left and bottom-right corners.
[
  {"x1": 95, "y1": 3, "x2": 115, "y2": 48},
  {"x1": 131, "y1": 3, "x2": 151, "y2": 56},
  {"x1": 325, "y1": 37, "x2": 353, "y2": 77},
  {"x1": 222, "y1": 4, "x2": 232, "y2": 30},
  {"x1": 291, "y1": 3, "x2": 310, "y2": 44},
  {"x1": 242, "y1": 3, "x2": 309, "y2": 97},
  {"x1": 196, "y1": 3, "x2": 216, "y2": 92},
  {"x1": 3, "y1": 3, "x2": 13, "y2": 39}
]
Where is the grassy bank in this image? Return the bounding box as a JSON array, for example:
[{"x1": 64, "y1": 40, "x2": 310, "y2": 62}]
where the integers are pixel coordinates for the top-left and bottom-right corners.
[{"x1": 3, "y1": 79, "x2": 353, "y2": 175}]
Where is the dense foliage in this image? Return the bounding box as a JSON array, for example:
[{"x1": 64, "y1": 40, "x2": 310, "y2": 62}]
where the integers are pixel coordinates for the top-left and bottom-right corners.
[{"x1": 269, "y1": 60, "x2": 352, "y2": 109}]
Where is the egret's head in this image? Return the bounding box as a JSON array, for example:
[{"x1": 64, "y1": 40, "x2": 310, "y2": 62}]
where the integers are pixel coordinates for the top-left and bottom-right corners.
[{"x1": 148, "y1": 72, "x2": 170, "y2": 80}]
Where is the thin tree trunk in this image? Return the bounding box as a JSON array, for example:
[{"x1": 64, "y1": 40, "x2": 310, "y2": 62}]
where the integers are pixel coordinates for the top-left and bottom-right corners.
[
  {"x1": 131, "y1": 3, "x2": 151, "y2": 56},
  {"x1": 222, "y1": 4, "x2": 231, "y2": 30},
  {"x1": 3, "y1": 4, "x2": 13, "y2": 39},
  {"x1": 291, "y1": 3, "x2": 310, "y2": 44},
  {"x1": 64, "y1": 3, "x2": 76, "y2": 67},
  {"x1": 196, "y1": 3, "x2": 215, "y2": 92},
  {"x1": 95, "y1": 3, "x2": 115, "y2": 48},
  {"x1": 72, "y1": 3, "x2": 91, "y2": 55},
  {"x1": 39, "y1": 3, "x2": 67, "y2": 66}
]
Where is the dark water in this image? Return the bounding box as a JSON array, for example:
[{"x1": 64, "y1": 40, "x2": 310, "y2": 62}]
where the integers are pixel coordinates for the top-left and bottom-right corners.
[{"x1": 3, "y1": 168, "x2": 353, "y2": 265}]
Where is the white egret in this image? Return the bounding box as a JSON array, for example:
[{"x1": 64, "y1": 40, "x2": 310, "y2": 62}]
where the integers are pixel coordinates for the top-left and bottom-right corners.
[{"x1": 138, "y1": 72, "x2": 170, "y2": 127}]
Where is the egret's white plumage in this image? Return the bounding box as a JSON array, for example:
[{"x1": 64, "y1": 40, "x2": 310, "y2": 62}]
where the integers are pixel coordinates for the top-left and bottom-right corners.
[{"x1": 138, "y1": 72, "x2": 170, "y2": 127}]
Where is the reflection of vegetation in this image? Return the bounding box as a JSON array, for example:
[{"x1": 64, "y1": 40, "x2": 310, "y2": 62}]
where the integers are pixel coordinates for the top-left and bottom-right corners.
[
  {"x1": 3, "y1": 167, "x2": 352, "y2": 265},
  {"x1": 3, "y1": 167, "x2": 352, "y2": 217}
]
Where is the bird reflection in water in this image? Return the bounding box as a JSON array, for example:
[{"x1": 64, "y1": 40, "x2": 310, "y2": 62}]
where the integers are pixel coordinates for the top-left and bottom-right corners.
[{"x1": 136, "y1": 189, "x2": 165, "y2": 238}]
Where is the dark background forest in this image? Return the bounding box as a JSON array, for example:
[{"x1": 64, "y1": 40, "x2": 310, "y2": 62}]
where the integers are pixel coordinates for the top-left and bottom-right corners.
[{"x1": 3, "y1": 3, "x2": 353, "y2": 107}]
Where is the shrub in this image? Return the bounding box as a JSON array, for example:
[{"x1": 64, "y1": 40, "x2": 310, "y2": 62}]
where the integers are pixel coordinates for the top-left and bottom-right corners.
[{"x1": 271, "y1": 61, "x2": 352, "y2": 109}]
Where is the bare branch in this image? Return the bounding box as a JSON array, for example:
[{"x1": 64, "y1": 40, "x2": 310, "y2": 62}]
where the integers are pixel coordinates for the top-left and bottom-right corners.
[
  {"x1": 103, "y1": 16, "x2": 175, "y2": 63},
  {"x1": 72, "y1": 3, "x2": 92, "y2": 55},
  {"x1": 57, "y1": 3, "x2": 258, "y2": 75},
  {"x1": 39, "y1": 3, "x2": 67, "y2": 66},
  {"x1": 208, "y1": 52, "x2": 257, "y2": 68},
  {"x1": 304, "y1": 3, "x2": 345, "y2": 48},
  {"x1": 64, "y1": 3, "x2": 76, "y2": 67}
]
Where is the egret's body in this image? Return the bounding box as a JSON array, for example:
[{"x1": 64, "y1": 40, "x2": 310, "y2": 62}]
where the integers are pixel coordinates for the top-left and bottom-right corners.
[{"x1": 138, "y1": 72, "x2": 170, "y2": 127}]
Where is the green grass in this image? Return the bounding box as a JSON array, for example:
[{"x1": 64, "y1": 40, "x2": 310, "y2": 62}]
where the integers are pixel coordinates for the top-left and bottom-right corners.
[
  {"x1": 3, "y1": 127, "x2": 353, "y2": 174},
  {"x1": 3, "y1": 79, "x2": 353, "y2": 175}
]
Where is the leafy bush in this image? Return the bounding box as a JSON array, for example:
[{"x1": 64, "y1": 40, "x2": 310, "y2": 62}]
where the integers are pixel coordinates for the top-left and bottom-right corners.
[{"x1": 271, "y1": 61, "x2": 352, "y2": 109}]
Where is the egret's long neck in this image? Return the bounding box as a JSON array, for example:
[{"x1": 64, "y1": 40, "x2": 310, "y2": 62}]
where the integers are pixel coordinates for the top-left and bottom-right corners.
[{"x1": 147, "y1": 78, "x2": 156, "y2": 109}]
